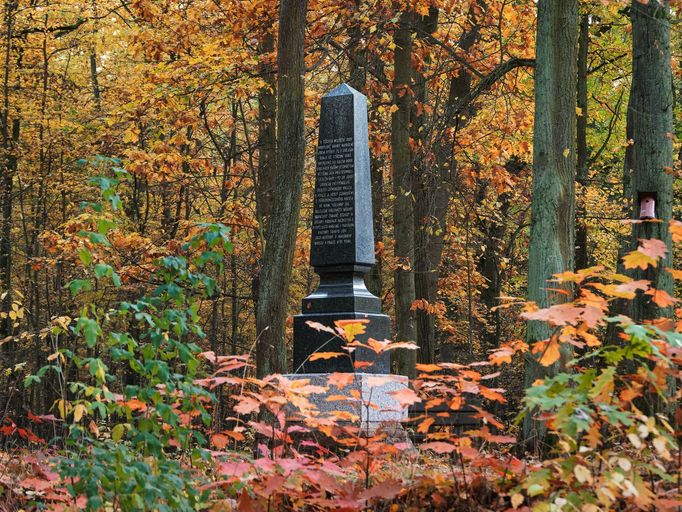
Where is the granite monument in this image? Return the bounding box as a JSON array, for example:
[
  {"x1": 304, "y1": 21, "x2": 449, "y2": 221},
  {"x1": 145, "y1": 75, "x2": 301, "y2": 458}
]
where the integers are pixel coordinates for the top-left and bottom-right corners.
[{"x1": 293, "y1": 83, "x2": 391, "y2": 374}]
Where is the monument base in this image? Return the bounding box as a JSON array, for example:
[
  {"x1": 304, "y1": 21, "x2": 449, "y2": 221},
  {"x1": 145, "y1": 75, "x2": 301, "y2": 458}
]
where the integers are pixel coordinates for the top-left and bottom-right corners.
[
  {"x1": 293, "y1": 312, "x2": 391, "y2": 373},
  {"x1": 283, "y1": 372, "x2": 410, "y2": 441}
]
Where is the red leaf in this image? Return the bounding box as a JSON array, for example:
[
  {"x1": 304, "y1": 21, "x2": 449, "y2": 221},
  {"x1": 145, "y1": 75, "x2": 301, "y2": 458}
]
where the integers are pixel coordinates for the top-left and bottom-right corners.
[
  {"x1": 421, "y1": 441, "x2": 457, "y2": 454},
  {"x1": 359, "y1": 479, "x2": 403, "y2": 500}
]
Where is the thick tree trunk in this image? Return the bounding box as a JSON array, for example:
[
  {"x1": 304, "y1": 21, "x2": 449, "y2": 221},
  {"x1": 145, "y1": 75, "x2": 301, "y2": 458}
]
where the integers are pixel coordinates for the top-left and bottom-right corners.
[
  {"x1": 523, "y1": 0, "x2": 578, "y2": 453},
  {"x1": 575, "y1": 13, "x2": 589, "y2": 270},
  {"x1": 255, "y1": 0, "x2": 307, "y2": 377},
  {"x1": 391, "y1": 12, "x2": 416, "y2": 377},
  {"x1": 628, "y1": 0, "x2": 673, "y2": 323}
]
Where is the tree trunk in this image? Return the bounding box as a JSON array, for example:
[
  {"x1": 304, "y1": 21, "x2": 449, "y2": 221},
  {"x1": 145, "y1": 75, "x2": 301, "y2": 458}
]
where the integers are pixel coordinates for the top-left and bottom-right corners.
[
  {"x1": 412, "y1": 11, "x2": 435, "y2": 365},
  {"x1": 255, "y1": 0, "x2": 307, "y2": 377},
  {"x1": 523, "y1": 0, "x2": 578, "y2": 454},
  {"x1": 391, "y1": 11, "x2": 416, "y2": 377},
  {"x1": 347, "y1": 1, "x2": 383, "y2": 300},
  {"x1": 0, "y1": 0, "x2": 17, "y2": 345},
  {"x1": 627, "y1": 0, "x2": 673, "y2": 323},
  {"x1": 575, "y1": 13, "x2": 589, "y2": 270},
  {"x1": 256, "y1": 30, "x2": 277, "y2": 228}
]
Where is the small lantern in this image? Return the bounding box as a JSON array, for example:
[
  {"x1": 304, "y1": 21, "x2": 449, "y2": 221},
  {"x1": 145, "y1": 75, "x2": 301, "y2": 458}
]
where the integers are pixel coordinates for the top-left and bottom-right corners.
[{"x1": 638, "y1": 192, "x2": 657, "y2": 220}]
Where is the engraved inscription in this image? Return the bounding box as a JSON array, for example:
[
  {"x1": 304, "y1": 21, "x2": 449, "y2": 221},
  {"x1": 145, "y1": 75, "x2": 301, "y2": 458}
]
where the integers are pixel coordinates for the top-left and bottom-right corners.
[{"x1": 313, "y1": 137, "x2": 354, "y2": 247}]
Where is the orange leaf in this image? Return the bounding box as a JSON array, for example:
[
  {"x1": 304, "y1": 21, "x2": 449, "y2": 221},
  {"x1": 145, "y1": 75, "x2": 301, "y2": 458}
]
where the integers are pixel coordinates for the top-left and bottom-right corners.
[
  {"x1": 538, "y1": 339, "x2": 561, "y2": 367},
  {"x1": 211, "y1": 433, "x2": 229, "y2": 449},
  {"x1": 327, "y1": 372, "x2": 355, "y2": 389},
  {"x1": 479, "y1": 386, "x2": 507, "y2": 403},
  {"x1": 305, "y1": 321, "x2": 336, "y2": 335},
  {"x1": 645, "y1": 289, "x2": 679, "y2": 308},
  {"x1": 666, "y1": 268, "x2": 682, "y2": 280},
  {"x1": 415, "y1": 363, "x2": 442, "y2": 373},
  {"x1": 670, "y1": 220, "x2": 682, "y2": 242},
  {"x1": 417, "y1": 417, "x2": 435, "y2": 434},
  {"x1": 388, "y1": 387, "x2": 421, "y2": 408},
  {"x1": 308, "y1": 351, "x2": 345, "y2": 361}
]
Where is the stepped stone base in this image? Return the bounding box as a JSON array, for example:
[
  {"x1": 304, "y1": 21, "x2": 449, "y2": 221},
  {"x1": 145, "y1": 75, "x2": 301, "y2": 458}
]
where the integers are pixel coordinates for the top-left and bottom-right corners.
[{"x1": 283, "y1": 372, "x2": 409, "y2": 439}]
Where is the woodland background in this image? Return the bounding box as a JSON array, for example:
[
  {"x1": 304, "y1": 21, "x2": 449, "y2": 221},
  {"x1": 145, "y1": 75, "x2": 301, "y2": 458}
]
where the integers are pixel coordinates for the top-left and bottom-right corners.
[{"x1": 0, "y1": 0, "x2": 679, "y2": 510}]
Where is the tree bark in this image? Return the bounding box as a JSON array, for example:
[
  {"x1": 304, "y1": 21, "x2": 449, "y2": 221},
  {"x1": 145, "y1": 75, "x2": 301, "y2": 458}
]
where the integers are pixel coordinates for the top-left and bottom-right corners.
[
  {"x1": 575, "y1": 13, "x2": 589, "y2": 270},
  {"x1": 256, "y1": 30, "x2": 277, "y2": 227},
  {"x1": 391, "y1": 11, "x2": 416, "y2": 377},
  {"x1": 255, "y1": 0, "x2": 307, "y2": 377},
  {"x1": 0, "y1": 0, "x2": 17, "y2": 345},
  {"x1": 523, "y1": 0, "x2": 578, "y2": 453},
  {"x1": 627, "y1": 0, "x2": 673, "y2": 323}
]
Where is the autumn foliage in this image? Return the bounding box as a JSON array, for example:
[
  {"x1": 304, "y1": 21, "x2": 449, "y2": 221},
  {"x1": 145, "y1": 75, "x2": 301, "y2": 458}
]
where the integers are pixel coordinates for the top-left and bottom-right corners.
[{"x1": 0, "y1": 0, "x2": 680, "y2": 510}]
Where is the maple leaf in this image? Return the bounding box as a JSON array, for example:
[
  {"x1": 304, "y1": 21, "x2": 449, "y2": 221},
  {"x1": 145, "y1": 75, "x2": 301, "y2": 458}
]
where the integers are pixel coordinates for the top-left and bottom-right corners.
[
  {"x1": 388, "y1": 387, "x2": 421, "y2": 408},
  {"x1": 522, "y1": 303, "x2": 582, "y2": 326},
  {"x1": 623, "y1": 250, "x2": 657, "y2": 270},
  {"x1": 210, "y1": 433, "x2": 229, "y2": 449},
  {"x1": 233, "y1": 396, "x2": 260, "y2": 415},
  {"x1": 645, "y1": 289, "x2": 679, "y2": 308},
  {"x1": 417, "y1": 416, "x2": 435, "y2": 434},
  {"x1": 639, "y1": 238, "x2": 668, "y2": 259},
  {"x1": 614, "y1": 279, "x2": 650, "y2": 294}
]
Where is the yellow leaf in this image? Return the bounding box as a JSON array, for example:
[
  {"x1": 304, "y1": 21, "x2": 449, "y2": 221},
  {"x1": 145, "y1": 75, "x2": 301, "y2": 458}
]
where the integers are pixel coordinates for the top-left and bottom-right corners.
[
  {"x1": 511, "y1": 493, "x2": 524, "y2": 509},
  {"x1": 111, "y1": 423, "x2": 126, "y2": 442},
  {"x1": 623, "y1": 250, "x2": 656, "y2": 270},
  {"x1": 574, "y1": 464, "x2": 593, "y2": 484},
  {"x1": 334, "y1": 319, "x2": 369, "y2": 342},
  {"x1": 73, "y1": 404, "x2": 86, "y2": 423},
  {"x1": 563, "y1": 148, "x2": 571, "y2": 157}
]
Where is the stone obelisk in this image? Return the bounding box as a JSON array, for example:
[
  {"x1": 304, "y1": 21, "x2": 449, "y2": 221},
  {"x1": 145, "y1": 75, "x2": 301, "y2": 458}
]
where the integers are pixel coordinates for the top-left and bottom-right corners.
[
  {"x1": 293, "y1": 83, "x2": 391, "y2": 374},
  {"x1": 287, "y1": 84, "x2": 407, "y2": 436}
]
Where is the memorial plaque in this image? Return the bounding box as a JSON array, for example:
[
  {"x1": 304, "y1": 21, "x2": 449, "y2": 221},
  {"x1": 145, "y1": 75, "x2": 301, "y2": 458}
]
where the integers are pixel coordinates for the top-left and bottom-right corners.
[
  {"x1": 310, "y1": 84, "x2": 374, "y2": 270},
  {"x1": 293, "y1": 84, "x2": 391, "y2": 374}
]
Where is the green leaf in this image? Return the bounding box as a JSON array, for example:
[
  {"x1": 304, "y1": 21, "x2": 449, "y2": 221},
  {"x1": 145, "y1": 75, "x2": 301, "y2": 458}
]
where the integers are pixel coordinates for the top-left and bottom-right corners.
[
  {"x1": 111, "y1": 423, "x2": 126, "y2": 442},
  {"x1": 68, "y1": 279, "x2": 92, "y2": 295},
  {"x1": 76, "y1": 317, "x2": 101, "y2": 348},
  {"x1": 78, "y1": 248, "x2": 93, "y2": 266}
]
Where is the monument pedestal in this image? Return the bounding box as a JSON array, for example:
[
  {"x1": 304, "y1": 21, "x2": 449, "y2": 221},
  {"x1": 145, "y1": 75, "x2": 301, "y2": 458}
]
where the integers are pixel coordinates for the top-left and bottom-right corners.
[{"x1": 283, "y1": 372, "x2": 409, "y2": 439}]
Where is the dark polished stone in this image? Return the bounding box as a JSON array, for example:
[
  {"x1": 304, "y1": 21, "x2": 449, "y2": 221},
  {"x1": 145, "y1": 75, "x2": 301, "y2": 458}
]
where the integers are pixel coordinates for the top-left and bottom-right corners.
[{"x1": 293, "y1": 84, "x2": 391, "y2": 374}]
